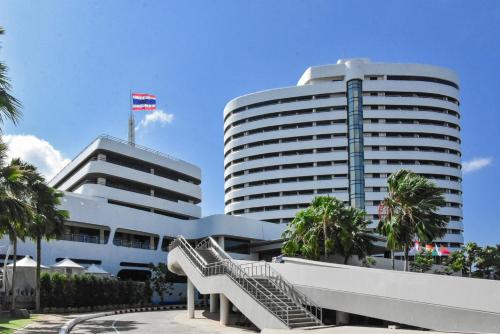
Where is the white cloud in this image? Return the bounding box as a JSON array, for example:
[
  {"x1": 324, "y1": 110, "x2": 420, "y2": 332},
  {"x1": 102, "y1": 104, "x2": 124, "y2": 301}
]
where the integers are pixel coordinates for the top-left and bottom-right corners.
[
  {"x1": 462, "y1": 157, "x2": 493, "y2": 174},
  {"x1": 3, "y1": 134, "x2": 70, "y2": 180},
  {"x1": 135, "y1": 110, "x2": 174, "y2": 131}
]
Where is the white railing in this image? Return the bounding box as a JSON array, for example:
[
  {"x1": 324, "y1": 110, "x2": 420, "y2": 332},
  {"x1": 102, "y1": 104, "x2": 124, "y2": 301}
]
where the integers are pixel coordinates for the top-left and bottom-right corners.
[{"x1": 169, "y1": 236, "x2": 293, "y2": 326}]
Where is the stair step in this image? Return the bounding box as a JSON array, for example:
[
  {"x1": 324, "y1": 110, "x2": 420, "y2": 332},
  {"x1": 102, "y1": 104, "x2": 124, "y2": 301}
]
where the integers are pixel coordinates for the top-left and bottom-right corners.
[{"x1": 289, "y1": 322, "x2": 319, "y2": 328}]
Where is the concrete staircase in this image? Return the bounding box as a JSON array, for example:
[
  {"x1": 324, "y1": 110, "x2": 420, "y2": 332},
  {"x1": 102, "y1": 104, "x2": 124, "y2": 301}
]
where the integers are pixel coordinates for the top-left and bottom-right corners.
[
  {"x1": 168, "y1": 236, "x2": 322, "y2": 330},
  {"x1": 251, "y1": 277, "x2": 319, "y2": 328}
]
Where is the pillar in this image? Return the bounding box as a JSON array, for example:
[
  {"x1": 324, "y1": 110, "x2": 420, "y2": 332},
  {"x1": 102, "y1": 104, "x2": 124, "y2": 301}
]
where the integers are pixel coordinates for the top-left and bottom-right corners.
[
  {"x1": 210, "y1": 293, "x2": 219, "y2": 313},
  {"x1": 150, "y1": 235, "x2": 155, "y2": 250},
  {"x1": 336, "y1": 311, "x2": 349, "y2": 325},
  {"x1": 187, "y1": 279, "x2": 195, "y2": 319},
  {"x1": 217, "y1": 236, "x2": 225, "y2": 250},
  {"x1": 220, "y1": 294, "x2": 229, "y2": 326}
]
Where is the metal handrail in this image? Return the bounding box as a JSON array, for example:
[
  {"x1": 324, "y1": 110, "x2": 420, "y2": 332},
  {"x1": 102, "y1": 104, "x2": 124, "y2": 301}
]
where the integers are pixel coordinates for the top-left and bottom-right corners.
[
  {"x1": 239, "y1": 261, "x2": 323, "y2": 324},
  {"x1": 196, "y1": 237, "x2": 321, "y2": 324},
  {"x1": 169, "y1": 236, "x2": 291, "y2": 326},
  {"x1": 196, "y1": 237, "x2": 231, "y2": 261}
]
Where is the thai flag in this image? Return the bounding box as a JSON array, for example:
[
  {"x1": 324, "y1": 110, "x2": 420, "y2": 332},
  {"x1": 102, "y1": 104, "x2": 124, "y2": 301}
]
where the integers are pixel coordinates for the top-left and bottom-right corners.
[{"x1": 132, "y1": 93, "x2": 156, "y2": 111}]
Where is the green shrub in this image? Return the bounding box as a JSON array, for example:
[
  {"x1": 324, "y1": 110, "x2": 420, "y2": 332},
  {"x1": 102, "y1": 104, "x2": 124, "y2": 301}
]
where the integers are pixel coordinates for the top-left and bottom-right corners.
[{"x1": 40, "y1": 272, "x2": 147, "y2": 309}]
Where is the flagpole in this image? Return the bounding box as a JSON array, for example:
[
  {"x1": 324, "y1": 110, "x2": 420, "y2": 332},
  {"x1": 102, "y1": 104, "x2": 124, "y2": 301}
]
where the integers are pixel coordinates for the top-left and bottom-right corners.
[{"x1": 128, "y1": 90, "x2": 135, "y2": 146}]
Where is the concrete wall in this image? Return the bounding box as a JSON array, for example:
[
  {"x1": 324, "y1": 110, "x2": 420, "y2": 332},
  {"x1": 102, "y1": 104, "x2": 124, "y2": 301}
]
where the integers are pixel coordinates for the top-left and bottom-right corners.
[{"x1": 271, "y1": 258, "x2": 500, "y2": 333}]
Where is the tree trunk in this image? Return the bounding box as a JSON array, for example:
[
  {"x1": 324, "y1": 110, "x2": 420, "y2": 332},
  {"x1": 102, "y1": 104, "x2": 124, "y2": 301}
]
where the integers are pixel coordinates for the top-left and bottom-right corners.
[
  {"x1": 403, "y1": 245, "x2": 409, "y2": 272},
  {"x1": 11, "y1": 237, "x2": 17, "y2": 310},
  {"x1": 323, "y1": 219, "x2": 328, "y2": 259},
  {"x1": 469, "y1": 264, "x2": 472, "y2": 278},
  {"x1": 343, "y1": 256, "x2": 349, "y2": 265},
  {"x1": 36, "y1": 237, "x2": 41, "y2": 312},
  {"x1": 2, "y1": 244, "x2": 11, "y2": 310},
  {"x1": 391, "y1": 250, "x2": 395, "y2": 270}
]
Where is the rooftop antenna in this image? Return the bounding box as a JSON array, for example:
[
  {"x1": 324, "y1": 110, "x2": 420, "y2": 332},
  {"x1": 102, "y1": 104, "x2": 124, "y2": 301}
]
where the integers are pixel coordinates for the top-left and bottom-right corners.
[{"x1": 128, "y1": 90, "x2": 135, "y2": 146}]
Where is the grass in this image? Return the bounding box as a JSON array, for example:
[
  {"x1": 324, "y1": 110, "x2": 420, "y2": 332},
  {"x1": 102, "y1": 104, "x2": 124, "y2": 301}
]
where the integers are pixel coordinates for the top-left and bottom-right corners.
[{"x1": 0, "y1": 317, "x2": 37, "y2": 334}]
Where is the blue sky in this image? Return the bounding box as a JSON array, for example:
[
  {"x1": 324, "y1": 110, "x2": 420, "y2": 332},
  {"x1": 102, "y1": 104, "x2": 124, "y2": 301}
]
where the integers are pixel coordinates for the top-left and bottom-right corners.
[{"x1": 1, "y1": 1, "x2": 499, "y2": 245}]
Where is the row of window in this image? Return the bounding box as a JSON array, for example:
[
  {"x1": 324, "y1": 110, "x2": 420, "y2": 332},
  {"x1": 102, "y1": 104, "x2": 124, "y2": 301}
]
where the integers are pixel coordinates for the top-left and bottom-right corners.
[
  {"x1": 53, "y1": 150, "x2": 201, "y2": 189},
  {"x1": 225, "y1": 117, "x2": 459, "y2": 147},
  {"x1": 225, "y1": 87, "x2": 459, "y2": 124},
  {"x1": 225, "y1": 154, "x2": 462, "y2": 182},
  {"x1": 225, "y1": 104, "x2": 460, "y2": 135},
  {"x1": 226, "y1": 147, "x2": 343, "y2": 169},
  {"x1": 224, "y1": 93, "x2": 345, "y2": 122},
  {"x1": 226, "y1": 188, "x2": 462, "y2": 206},
  {"x1": 225, "y1": 132, "x2": 461, "y2": 159},
  {"x1": 70, "y1": 175, "x2": 201, "y2": 205},
  {"x1": 229, "y1": 201, "x2": 463, "y2": 216},
  {"x1": 364, "y1": 91, "x2": 459, "y2": 105},
  {"x1": 225, "y1": 172, "x2": 461, "y2": 196}
]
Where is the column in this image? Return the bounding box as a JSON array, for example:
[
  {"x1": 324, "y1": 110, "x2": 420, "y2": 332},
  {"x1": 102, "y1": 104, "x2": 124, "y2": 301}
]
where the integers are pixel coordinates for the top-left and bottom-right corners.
[
  {"x1": 209, "y1": 294, "x2": 219, "y2": 313},
  {"x1": 220, "y1": 294, "x2": 229, "y2": 326},
  {"x1": 150, "y1": 235, "x2": 155, "y2": 250},
  {"x1": 217, "y1": 236, "x2": 225, "y2": 250},
  {"x1": 187, "y1": 279, "x2": 195, "y2": 319},
  {"x1": 336, "y1": 311, "x2": 349, "y2": 325}
]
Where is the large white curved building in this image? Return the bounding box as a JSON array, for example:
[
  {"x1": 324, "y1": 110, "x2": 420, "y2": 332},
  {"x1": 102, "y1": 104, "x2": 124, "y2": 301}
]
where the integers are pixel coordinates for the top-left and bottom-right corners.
[{"x1": 224, "y1": 58, "x2": 463, "y2": 248}]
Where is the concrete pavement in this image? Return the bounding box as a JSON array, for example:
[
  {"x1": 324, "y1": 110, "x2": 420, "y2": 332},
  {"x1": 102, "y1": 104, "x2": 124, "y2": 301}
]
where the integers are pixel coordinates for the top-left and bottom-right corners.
[{"x1": 70, "y1": 309, "x2": 257, "y2": 334}]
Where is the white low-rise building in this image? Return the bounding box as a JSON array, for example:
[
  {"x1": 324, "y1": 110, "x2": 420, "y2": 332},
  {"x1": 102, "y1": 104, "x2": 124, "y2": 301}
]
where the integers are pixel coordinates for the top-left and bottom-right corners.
[{"x1": 1, "y1": 135, "x2": 284, "y2": 285}]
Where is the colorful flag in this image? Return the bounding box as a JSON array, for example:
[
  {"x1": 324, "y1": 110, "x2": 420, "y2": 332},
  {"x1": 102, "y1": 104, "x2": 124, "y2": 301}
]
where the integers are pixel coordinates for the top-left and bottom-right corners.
[
  {"x1": 439, "y1": 245, "x2": 451, "y2": 256},
  {"x1": 425, "y1": 244, "x2": 434, "y2": 252},
  {"x1": 433, "y1": 245, "x2": 441, "y2": 256},
  {"x1": 132, "y1": 93, "x2": 157, "y2": 111}
]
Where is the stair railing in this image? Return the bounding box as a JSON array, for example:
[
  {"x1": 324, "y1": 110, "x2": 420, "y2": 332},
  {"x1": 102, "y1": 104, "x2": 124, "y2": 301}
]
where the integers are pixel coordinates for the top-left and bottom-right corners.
[
  {"x1": 169, "y1": 236, "x2": 291, "y2": 326},
  {"x1": 239, "y1": 261, "x2": 323, "y2": 324},
  {"x1": 196, "y1": 236, "x2": 231, "y2": 262}
]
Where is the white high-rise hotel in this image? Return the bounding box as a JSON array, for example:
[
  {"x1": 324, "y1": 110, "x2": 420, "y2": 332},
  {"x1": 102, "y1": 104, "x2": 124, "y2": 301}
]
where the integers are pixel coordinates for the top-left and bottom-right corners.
[{"x1": 224, "y1": 58, "x2": 463, "y2": 248}]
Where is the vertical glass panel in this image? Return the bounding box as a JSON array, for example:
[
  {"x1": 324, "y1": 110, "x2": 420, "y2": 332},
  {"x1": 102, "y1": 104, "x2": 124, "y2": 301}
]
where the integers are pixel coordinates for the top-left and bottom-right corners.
[{"x1": 347, "y1": 79, "x2": 365, "y2": 209}]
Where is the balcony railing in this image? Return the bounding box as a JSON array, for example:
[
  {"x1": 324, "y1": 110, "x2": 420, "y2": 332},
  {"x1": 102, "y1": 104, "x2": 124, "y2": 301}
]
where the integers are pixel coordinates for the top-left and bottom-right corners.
[
  {"x1": 113, "y1": 238, "x2": 154, "y2": 250},
  {"x1": 59, "y1": 233, "x2": 101, "y2": 244}
]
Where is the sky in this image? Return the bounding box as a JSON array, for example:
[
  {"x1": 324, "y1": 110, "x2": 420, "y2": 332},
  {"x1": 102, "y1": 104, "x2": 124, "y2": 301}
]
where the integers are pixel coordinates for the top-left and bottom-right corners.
[{"x1": 1, "y1": 1, "x2": 499, "y2": 246}]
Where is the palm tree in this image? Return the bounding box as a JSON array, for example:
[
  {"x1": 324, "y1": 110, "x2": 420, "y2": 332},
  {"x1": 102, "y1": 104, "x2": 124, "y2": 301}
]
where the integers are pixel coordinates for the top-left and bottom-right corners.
[
  {"x1": 310, "y1": 196, "x2": 344, "y2": 258},
  {"x1": 18, "y1": 161, "x2": 68, "y2": 311},
  {"x1": 0, "y1": 27, "x2": 22, "y2": 125},
  {"x1": 336, "y1": 206, "x2": 375, "y2": 264},
  {"x1": 378, "y1": 169, "x2": 447, "y2": 271},
  {"x1": 0, "y1": 151, "x2": 32, "y2": 310},
  {"x1": 463, "y1": 242, "x2": 481, "y2": 278},
  {"x1": 282, "y1": 196, "x2": 345, "y2": 260},
  {"x1": 282, "y1": 207, "x2": 323, "y2": 260}
]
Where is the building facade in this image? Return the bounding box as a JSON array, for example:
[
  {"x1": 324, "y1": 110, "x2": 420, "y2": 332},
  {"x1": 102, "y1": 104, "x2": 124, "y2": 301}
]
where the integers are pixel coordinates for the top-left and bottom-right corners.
[
  {"x1": 1, "y1": 135, "x2": 283, "y2": 284},
  {"x1": 223, "y1": 58, "x2": 463, "y2": 248}
]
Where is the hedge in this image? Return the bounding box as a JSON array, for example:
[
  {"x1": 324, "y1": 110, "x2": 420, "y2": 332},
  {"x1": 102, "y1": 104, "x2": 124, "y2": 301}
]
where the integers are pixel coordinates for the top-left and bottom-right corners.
[{"x1": 40, "y1": 272, "x2": 152, "y2": 308}]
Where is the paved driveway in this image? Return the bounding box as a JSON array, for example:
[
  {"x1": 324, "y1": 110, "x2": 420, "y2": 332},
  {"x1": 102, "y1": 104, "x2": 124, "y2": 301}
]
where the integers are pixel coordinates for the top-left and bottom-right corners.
[{"x1": 71, "y1": 310, "x2": 257, "y2": 334}]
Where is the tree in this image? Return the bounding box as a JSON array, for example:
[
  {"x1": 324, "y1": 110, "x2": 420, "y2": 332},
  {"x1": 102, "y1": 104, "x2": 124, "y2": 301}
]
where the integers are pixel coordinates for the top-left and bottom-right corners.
[
  {"x1": 149, "y1": 263, "x2": 174, "y2": 304},
  {"x1": 475, "y1": 246, "x2": 498, "y2": 279},
  {"x1": 410, "y1": 250, "x2": 434, "y2": 273},
  {"x1": 463, "y1": 242, "x2": 481, "y2": 278},
  {"x1": 0, "y1": 27, "x2": 22, "y2": 125},
  {"x1": 0, "y1": 154, "x2": 32, "y2": 310},
  {"x1": 282, "y1": 196, "x2": 344, "y2": 260},
  {"x1": 282, "y1": 196, "x2": 375, "y2": 263},
  {"x1": 378, "y1": 169, "x2": 447, "y2": 271},
  {"x1": 336, "y1": 206, "x2": 375, "y2": 264},
  {"x1": 19, "y1": 161, "x2": 68, "y2": 311},
  {"x1": 494, "y1": 245, "x2": 500, "y2": 280},
  {"x1": 442, "y1": 250, "x2": 466, "y2": 275}
]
